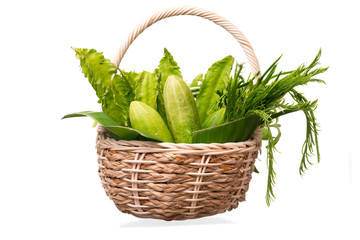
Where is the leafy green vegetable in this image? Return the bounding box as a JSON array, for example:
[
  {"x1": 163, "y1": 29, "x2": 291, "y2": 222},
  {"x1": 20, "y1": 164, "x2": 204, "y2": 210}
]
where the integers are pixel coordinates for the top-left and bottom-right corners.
[
  {"x1": 202, "y1": 108, "x2": 226, "y2": 128},
  {"x1": 62, "y1": 111, "x2": 118, "y2": 125},
  {"x1": 120, "y1": 70, "x2": 138, "y2": 90},
  {"x1": 156, "y1": 48, "x2": 183, "y2": 122},
  {"x1": 72, "y1": 48, "x2": 134, "y2": 126},
  {"x1": 189, "y1": 73, "x2": 203, "y2": 88},
  {"x1": 62, "y1": 111, "x2": 162, "y2": 141},
  {"x1": 196, "y1": 55, "x2": 234, "y2": 124},
  {"x1": 103, "y1": 74, "x2": 134, "y2": 126},
  {"x1": 72, "y1": 48, "x2": 116, "y2": 101},
  {"x1": 192, "y1": 114, "x2": 261, "y2": 144},
  {"x1": 68, "y1": 46, "x2": 327, "y2": 207},
  {"x1": 133, "y1": 71, "x2": 158, "y2": 109}
]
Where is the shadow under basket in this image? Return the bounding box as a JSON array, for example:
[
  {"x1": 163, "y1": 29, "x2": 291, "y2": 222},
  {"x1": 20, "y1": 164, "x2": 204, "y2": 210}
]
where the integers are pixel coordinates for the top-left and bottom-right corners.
[{"x1": 96, "y1": 126, "x2": 262, "y2": 221}]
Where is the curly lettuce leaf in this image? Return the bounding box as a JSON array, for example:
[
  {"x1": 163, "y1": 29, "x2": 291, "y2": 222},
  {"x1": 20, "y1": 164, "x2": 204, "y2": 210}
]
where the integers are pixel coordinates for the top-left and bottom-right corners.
[
  {"x1": 134, "y1": 71, "x2": 158, "y2": 109},
  {"x1": 72, "y1": 47, "x2": 116, "y2": 101},
  {"x1": 121, "y1": 70, "x2": 138, "y2": 90},
  {"x1": 103, "y1": 74, "x2": 134, "y2": 126},
  {"x1": 72, "y1": 48, "x2": 134, "y2": 126}
]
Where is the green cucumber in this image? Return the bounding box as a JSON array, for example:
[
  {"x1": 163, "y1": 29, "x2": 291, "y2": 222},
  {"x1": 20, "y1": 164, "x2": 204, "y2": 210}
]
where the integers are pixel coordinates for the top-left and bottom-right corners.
[
  {"x1": 164, "y1": 75, "x2": 201, "y2": 143},
  {"x1": 129, "y1": 101, "x2": 174, "y2": 143},
  {"x1": 202, "y1": 108, "x2": 226, "y2": 129}
]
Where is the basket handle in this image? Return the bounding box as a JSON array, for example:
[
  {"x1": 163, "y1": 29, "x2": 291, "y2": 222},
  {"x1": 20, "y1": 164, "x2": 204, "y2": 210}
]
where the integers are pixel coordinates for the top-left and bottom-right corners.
[{"x1": 113, "y1": 6, "x2": 260, "y2": 76}]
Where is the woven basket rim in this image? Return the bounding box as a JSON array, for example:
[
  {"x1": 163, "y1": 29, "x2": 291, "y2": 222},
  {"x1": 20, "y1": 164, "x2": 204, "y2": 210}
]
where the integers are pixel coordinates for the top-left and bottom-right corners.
[{"x1": 97, "y1": 126, "x2": 262, "y2": 155}]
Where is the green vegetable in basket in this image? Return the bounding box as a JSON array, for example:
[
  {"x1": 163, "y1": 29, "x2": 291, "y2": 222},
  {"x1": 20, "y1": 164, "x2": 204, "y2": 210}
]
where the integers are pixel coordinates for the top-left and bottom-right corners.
[
  {"x1": 196, "y1": 55, "x2": 234, "y2": 124},
  {"x1": 156, "y1": 48, "x2": 183, "y2": 123},
  {"x1": 129, "y1": 101, "x2": 174, "y2": 143},
  {"x1": 163, "y1": 75, "x2": 201, "y2": 143},
  {"x1": 215, "y1": 50, "x2": 327, "y2": 205},
  {"x1": 62, "y1": 111, "x2": 164, "y2": 142},
  {"x1": 72, "y1": 47, "x2": 133, "y2": 126},
  {"x1": 133, "y1": 71, "x2": 158, "y2": 109},
  {"x1": 65, "y1": 46, "x2": 328, "y2": 206},
  {"x1": 202, "y1": 108, "x2": 226, "y2": 128}
]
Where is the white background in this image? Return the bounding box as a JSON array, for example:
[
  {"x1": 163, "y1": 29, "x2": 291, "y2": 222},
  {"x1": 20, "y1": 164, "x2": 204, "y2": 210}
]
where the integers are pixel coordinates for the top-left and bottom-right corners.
[{"x1": 1, "y1": 0, "x2": 359, "y2": 239}]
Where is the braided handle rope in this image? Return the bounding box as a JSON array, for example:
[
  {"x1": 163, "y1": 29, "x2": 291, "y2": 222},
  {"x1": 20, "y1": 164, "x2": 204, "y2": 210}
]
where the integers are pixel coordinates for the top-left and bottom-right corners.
[{"x1": 113, "y1": 6, "x2": 260, "y2": 75}]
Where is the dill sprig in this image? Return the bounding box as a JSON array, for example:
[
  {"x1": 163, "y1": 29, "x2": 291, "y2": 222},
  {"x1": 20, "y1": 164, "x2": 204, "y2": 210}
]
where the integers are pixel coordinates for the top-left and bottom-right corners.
[
  {"x1": 290, "y1": 90, "x2": 321, "y2": 175},
  {"x1": 220, "y1": 50, "x2": 327, "y2": 205}
]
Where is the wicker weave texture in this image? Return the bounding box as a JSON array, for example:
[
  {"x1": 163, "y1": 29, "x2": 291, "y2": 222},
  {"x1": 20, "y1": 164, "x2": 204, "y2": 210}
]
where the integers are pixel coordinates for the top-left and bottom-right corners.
[{"x1": 96, "y1": 127, "x2": 261, "y2": 220}]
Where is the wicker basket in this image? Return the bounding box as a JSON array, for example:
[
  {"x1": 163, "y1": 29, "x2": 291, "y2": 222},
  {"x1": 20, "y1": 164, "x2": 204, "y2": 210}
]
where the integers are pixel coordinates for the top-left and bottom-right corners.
[{"x1": 96, "y1": 6, "x2": 262, "y2": 221}]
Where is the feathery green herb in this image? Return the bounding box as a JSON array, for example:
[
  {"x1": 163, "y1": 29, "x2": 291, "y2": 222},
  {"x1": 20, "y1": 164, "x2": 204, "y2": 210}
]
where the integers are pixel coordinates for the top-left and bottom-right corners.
[{"x1": 217, "y1": 50, "x2": 327, "y2": 205}]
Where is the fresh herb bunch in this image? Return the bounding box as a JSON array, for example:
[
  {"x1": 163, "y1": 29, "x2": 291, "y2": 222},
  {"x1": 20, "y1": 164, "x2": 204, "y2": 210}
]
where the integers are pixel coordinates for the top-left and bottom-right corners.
[
  {"x1": 214, "y1": 50, "x2": 327, "y2": 205},
  {"x1": 64, "y1": 48, "x2": 327, "y2": 205}
]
